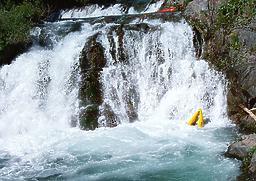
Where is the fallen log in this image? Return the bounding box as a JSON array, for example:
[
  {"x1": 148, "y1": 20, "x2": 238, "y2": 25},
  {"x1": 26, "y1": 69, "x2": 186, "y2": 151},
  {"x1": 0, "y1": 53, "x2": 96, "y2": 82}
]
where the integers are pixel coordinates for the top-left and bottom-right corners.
[
  {"x1": 239, "y1": 104, "x2": 256, "y2": 122},
  {"x1": 251, "y1": 108, "x2": 256, "y2": 111}
]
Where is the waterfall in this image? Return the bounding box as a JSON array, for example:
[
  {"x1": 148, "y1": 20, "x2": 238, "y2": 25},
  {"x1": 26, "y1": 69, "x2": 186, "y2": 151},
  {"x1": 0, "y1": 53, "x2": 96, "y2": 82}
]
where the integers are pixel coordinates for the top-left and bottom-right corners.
[
  {"x1": 0, "y1": 4, "x2": 240, "y2": 181},
  {"x1": 98, "y1": 19, "x2": 228, "y2": 128}
]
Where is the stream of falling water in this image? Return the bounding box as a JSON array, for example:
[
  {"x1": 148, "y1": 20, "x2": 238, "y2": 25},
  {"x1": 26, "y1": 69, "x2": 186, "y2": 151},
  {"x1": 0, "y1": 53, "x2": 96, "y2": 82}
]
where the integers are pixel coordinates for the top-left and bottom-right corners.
[{"x1": 0, "y1": 4, "x2": 240, "y2": 181}]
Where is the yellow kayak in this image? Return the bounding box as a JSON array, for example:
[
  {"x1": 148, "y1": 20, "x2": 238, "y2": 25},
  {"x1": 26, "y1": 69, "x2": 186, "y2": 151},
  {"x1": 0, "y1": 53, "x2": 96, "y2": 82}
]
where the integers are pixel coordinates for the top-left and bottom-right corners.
[
  {"x1": 187, "y1": 110, "x2": 200, "y2": 126},
  {"x1": 197, "y1": 109, "x2": 204, "y2": 128},
  {"x1": 187, "y1": 108, "x2": 205, "y2": 128}
]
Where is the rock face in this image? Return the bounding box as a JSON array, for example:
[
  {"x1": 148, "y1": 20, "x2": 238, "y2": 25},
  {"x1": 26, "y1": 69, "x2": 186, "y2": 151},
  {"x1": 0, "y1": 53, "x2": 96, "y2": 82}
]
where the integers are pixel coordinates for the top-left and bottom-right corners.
[
  {"x1": 184, "y1": 0, "x2": 256, "y2": 178},
  {"x1": 184, "y1": 0, "x2": 256, "y2": 133},
  {"x1": 79, "y1": 34, "x2": 106, "y2": 130}
]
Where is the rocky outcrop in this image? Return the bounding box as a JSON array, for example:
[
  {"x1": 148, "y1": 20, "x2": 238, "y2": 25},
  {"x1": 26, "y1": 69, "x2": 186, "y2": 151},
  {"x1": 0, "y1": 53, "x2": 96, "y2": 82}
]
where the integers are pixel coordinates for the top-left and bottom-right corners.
[
  {"x1": 226, "y1": 134, "x2": 256, "y2": 179},
  {"x1": 226, "y1": 134, "x2": 256, "y2": 159},
  {"x1": 184, "y1": 0, "x2": 256, "y2": 178},
  {"x1": 79, "y1": 34, "x2": 106, "y2": 130}
]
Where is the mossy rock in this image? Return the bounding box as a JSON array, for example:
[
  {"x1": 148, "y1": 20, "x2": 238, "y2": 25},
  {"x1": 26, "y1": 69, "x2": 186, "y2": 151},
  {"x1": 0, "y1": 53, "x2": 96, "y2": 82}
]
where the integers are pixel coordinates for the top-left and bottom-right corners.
[
  {"x1": 79, "y1": 105, "x2": 99, "y2": 130},
  {"x1": 78, "y1": 33, "x2": 106, "y2": 130}
]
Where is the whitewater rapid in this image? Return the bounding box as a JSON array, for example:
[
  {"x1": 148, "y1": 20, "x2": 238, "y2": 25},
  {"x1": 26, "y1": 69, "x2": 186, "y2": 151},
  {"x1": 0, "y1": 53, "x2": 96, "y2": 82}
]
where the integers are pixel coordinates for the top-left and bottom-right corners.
[{"x1": 0, "y1": 4, "x2": 240, "y2": 181}]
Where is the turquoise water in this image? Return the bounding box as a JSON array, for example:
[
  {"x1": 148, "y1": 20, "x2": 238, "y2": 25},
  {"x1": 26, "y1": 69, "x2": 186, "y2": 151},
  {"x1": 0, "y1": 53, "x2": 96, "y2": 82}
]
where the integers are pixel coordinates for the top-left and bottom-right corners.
[{"x1": 0, "y1": 124, "x2": 240, "y2": 180}]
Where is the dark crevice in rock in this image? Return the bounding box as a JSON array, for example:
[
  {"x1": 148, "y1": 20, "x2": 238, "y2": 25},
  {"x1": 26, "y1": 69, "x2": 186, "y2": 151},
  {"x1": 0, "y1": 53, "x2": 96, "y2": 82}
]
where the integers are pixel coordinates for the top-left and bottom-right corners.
[
  {"x1": 107, "y1": 30, "x2": 117, "y2": 64},
  {"x1": 116, "y1": 25, "x2": 128, "y2": 64},
  {"x1": 192, "y1": 27, "x2": 203, "y2": 58},
  {"x1": 124, "y1": 86, "x2": 139, "y2": 123},
  {"x1": 249, "y1": 97, "x2": 256, "y2": 109}
]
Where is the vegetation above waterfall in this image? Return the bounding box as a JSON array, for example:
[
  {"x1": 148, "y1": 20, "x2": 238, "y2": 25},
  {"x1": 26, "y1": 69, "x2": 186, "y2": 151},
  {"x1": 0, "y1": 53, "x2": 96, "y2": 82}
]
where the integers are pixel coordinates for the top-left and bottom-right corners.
[
  {"x1": 0, "y1": 1, "x2": 42, "y2": 53},
  {"x1": 0, "y1": 0, "x2": 117, "y2": 63}
]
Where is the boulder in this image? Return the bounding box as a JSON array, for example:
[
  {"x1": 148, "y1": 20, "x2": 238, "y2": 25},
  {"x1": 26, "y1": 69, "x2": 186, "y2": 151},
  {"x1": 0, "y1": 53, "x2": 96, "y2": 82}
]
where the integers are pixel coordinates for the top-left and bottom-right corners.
[
  {"x1": 183, "y1": 0, "x2": 209, "y2": 36},
  {"x1": 226, "y1": 134, "x2": 256, "y2": 160}
]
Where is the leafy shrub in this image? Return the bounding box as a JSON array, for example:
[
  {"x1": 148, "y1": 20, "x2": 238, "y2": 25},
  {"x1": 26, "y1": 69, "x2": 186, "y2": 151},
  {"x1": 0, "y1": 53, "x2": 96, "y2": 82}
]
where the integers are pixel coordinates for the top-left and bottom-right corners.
[
  {"x1": 0, "y1": 0, "x2": 43, "y2": 52},
  {"x1": 217, "y1": 0, "x2": 256, "y2": 27}
]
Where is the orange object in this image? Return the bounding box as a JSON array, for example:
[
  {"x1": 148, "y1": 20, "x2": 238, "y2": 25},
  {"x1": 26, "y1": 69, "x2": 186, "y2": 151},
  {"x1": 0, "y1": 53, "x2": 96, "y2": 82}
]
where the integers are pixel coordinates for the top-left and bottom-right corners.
[{"x1": 158, "y1": 6, "x2": 177, "y2": 13}]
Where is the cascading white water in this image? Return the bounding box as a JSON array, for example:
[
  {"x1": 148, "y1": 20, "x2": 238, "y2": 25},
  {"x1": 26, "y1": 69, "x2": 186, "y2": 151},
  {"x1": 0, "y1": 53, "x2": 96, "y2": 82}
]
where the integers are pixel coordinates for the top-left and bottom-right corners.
[
  {"x1": 60, "y1": 1, "x2": 164, "y2": 19},
  {"x1": 0, "y1": 5, "x2": 240, "y2": 181},
  {"x1": 99, "y1": 19, "x2": 228, "y2": 127}
]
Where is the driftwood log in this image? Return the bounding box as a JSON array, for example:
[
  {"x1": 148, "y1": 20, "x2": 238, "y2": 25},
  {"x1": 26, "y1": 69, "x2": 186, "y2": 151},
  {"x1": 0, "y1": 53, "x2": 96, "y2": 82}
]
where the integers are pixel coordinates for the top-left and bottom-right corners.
[{"x1": 239, "y1": 104, "x2": 256, "y2": 122}]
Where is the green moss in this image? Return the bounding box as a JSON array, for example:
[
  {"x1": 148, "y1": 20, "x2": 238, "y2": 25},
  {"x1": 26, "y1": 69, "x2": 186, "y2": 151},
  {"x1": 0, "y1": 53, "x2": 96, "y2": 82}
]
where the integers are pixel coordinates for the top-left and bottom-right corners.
[
  {"x1": 230, "y1": 32, "x2": 241, "y2": 50},
  {"x1": 79, "y1": 105, "x2": 99, "y2": 130}
]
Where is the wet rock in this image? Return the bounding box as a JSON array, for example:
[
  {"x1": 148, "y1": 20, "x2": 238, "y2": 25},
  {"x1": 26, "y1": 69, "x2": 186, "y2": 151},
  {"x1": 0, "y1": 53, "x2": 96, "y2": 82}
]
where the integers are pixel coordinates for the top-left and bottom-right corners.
[
  {"x1": 38, "y1": 30, "x2": 54, "y2": 48},
  {"x1": 123, "y1": 23, "x2": 150, "y2": 33},
  {"x1": 116, "y1": 25, "x2": 128, "y2": 64},
  {"x1": 101, "y1": 103, "x2": 120, "y2": 128},
  {"x1": 107, "y1": 23, "x2": 152, "y2": 64},
  {"x1": 80, "y1": 105, "x2": 99, "y2": 130},
  {"x1": 79, "y1": 33, "x2": 106, "y2": 130},
  {"x1": 226, "y1": 134, "x2": 256, "y2": 160},
  {"x1": 124, "y1": 86, "x2": 139, "y2": 123},
  {"x1": 37, "y1": 22, "x2": 82, "y2": 48}
]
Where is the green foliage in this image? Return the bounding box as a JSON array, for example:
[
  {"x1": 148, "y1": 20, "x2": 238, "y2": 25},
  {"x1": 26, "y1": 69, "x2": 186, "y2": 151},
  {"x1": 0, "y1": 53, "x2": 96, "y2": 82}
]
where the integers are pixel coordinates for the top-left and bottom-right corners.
[
  {"x1": 0, "y1": 0, "x2": 43, "y2": 52},
  {"x1": 217, "y1": 0, "x2": 256, "y2": 28},
  {"x1": 0, "y1": 0, "x2": 93, "y2": 55},
  {"x1": 230, "y1": 32, "x2": 241, "y2": 50},
  {"x1": 242, "y1": 146, "x2": 256, "y2": 173}
]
